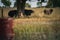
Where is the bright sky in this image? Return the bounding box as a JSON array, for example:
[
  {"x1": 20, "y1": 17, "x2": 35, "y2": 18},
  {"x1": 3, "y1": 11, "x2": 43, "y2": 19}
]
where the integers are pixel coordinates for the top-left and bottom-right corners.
[{"x1": 0, "y1": 0, "x2": 4, "y2": 7}]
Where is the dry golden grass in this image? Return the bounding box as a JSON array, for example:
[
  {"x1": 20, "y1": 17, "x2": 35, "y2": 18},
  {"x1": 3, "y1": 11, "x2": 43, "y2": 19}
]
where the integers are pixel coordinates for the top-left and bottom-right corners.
[
  {"x1": 0, "y1": 8, "x2": 60, "y2": 40},
  {"x1": 13, "y1": 18, "x2": 60, "y2": 40}
]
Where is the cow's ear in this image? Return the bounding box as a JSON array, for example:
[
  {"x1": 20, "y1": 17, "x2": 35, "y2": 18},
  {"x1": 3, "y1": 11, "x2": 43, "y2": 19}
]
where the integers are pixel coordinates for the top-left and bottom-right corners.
[{"x1": 50, "y1": 9, "x2": 53, "y2": 13}]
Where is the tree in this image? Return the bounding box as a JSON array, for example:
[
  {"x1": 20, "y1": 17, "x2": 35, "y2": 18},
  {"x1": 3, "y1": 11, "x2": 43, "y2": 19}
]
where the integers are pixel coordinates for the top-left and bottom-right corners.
[
  {"x1": 25, "y1": 3, "x2": 31, "y2": 8},
  {"x1": 37, "y1": 2, "x2": 42, "y2": 8},
  {"x1": 41, "y1": 0, "x2": 44, "y2": 2},
  {"x1": 14, "y1": 1, "x2": 31, "y2": 8},
  {"x1": 47, "y1": 0, "x2": 60, "y2": 7},
  {"x1": 46, "y1": 0, "x2": 53, "y2": 8},
  {"x1": 0, "y1": 0, "x2": 11, "y2": 17},
  {"x1": 54, "y1": 0, "x2": 60, "y2": 7},
  {"x1": 14, "y1": 2, "x2": 17, "y2": 7},
  {"x1": 16, "y1": 0, "x2": 26, "y2": 18},
  {"x1": 1, "y1": 0, "x2": 11, "y2": 7}
]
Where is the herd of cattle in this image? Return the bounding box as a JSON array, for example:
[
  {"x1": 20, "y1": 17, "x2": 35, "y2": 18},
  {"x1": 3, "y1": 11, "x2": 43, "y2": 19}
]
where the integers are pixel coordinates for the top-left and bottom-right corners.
[
  {"x1": 8, "y1": 9, "x2": 53, "y2": 17},
  {"x1": 8, "y1": 10, "x2": 34, "y2": 17}
]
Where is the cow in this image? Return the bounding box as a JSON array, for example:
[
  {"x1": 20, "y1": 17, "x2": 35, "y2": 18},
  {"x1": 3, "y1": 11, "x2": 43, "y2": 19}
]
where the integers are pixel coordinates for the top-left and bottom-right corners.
[
  {"x1": 8, "y1": 10, "x2": 18, "y2": 17},
  {"x1": 8, "y1": 10, "x2": 34, "y2": 17},
  {"x1": 23, "y1": 10, "x2": 34, "y2": 16},
  {"x1": 44, "y1": 9, "x2": 53, "y2": 15}
]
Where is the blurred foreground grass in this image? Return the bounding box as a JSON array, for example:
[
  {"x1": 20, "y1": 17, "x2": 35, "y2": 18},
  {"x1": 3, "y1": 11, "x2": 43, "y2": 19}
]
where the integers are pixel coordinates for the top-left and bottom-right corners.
[{"x1": 13, "y1": 18, "x2": 60, "y2": 40}]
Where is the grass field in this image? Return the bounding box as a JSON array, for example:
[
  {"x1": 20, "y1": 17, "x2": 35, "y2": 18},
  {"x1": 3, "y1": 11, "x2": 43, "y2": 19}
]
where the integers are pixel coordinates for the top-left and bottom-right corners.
[
  {"x1": 13, "y1": 18, "x2": 60, "y2": 40},
  {"x1": 0, "y1": 7, "x2": 60, "y2": 40}
]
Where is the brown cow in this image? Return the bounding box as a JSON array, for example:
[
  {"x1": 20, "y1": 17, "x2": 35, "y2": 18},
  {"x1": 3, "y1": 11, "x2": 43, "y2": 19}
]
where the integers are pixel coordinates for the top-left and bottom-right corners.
[{"x1": 44, "y1": 9, "x2": 53, "y2": 15}]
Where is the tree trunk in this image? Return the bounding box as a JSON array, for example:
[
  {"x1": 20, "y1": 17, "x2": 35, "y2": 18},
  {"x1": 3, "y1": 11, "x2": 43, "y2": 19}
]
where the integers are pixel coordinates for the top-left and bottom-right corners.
[{"x1": 16, "y1": 0, "x2": 26, "y2": 18}]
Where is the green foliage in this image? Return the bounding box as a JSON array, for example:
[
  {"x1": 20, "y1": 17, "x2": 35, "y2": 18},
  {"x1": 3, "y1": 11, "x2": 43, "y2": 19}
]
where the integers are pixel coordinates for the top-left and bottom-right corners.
[
  {"x1": 55, "y1": 0, "x2": 60, "y2": 7},
  {"x1": 1, "y1": 0, "x2": 11, "y2": 7},
  {"x1": 46, "y1": 0, "x2": 60, "y2": 7},
  {"x1": 41, "y1": 0, "x2": 44, "y2": 2},
  {"x1": 25, "y1": 3, "x2": 31, "y2": 8},
  {"x1": 37, "y1": 2, "x2": 42, "y2": 8},
  {"x1": 0, "y1": 6, "x2": 1, "y2": 8},
  {"x1": 46, "y1": 0, "x2": 53, "y2": 8}
]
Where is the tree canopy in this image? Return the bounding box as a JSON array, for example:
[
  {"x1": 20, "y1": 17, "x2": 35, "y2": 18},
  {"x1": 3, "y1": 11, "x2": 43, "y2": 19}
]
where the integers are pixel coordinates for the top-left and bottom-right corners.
[
  {"x1": 47, "y1": 0, "x2": 60, "y2": 7},
  {"x1": 1, "y1": 0, "x2": 11, "y2": 7}
]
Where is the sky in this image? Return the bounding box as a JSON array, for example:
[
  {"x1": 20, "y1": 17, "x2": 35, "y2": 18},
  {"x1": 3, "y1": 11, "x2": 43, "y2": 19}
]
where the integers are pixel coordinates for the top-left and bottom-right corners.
[
  {"x1": 10, "y1": 0, "x2": 16, "y2": 7},
  {"x1": 0, "y1": 0, "x2": 48, "y2": 7},
  {"x1": 0, "y1": 0, "x2": 4, "y2": 7}
]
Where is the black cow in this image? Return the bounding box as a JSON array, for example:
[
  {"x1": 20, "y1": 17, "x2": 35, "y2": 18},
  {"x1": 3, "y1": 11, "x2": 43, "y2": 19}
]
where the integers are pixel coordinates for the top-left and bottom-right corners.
[
  {"x1": 24, "y1": 10, "x2": 34, "y2": 16},
  {"x1": 44, "y1": 9, "x2": 53, "y2": 15},
  {"x1": 8, "y1": 10, "x2": 34, "y2": 17},
  {"x1": 8, "y1": 10, "x2": 18, "y2": 17}
]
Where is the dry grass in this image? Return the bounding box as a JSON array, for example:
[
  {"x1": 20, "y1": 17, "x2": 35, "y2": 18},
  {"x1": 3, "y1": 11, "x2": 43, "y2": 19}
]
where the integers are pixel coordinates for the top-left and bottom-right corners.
[
  {"x1": 13, "y1": 18, "x2": 60, "y2": 40},
  {"x1": 0, "y1": 7, "x2": 60, "y2": 40},
  {"x1": 14, "y1": 18, "x2": 60, "y2": 40}
]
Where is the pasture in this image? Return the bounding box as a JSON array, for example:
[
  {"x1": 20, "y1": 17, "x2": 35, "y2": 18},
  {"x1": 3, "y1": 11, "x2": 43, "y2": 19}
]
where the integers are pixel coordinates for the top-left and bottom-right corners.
[
  {"x1": 0, "y1": 7, "x2": 60, "y2": 40},
  {"x1": 0, "y1": 7, "x2": 60, "y2": 18},
  {"x1": 14, "y1": 19, "x2": 60, "y2": 40}
]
